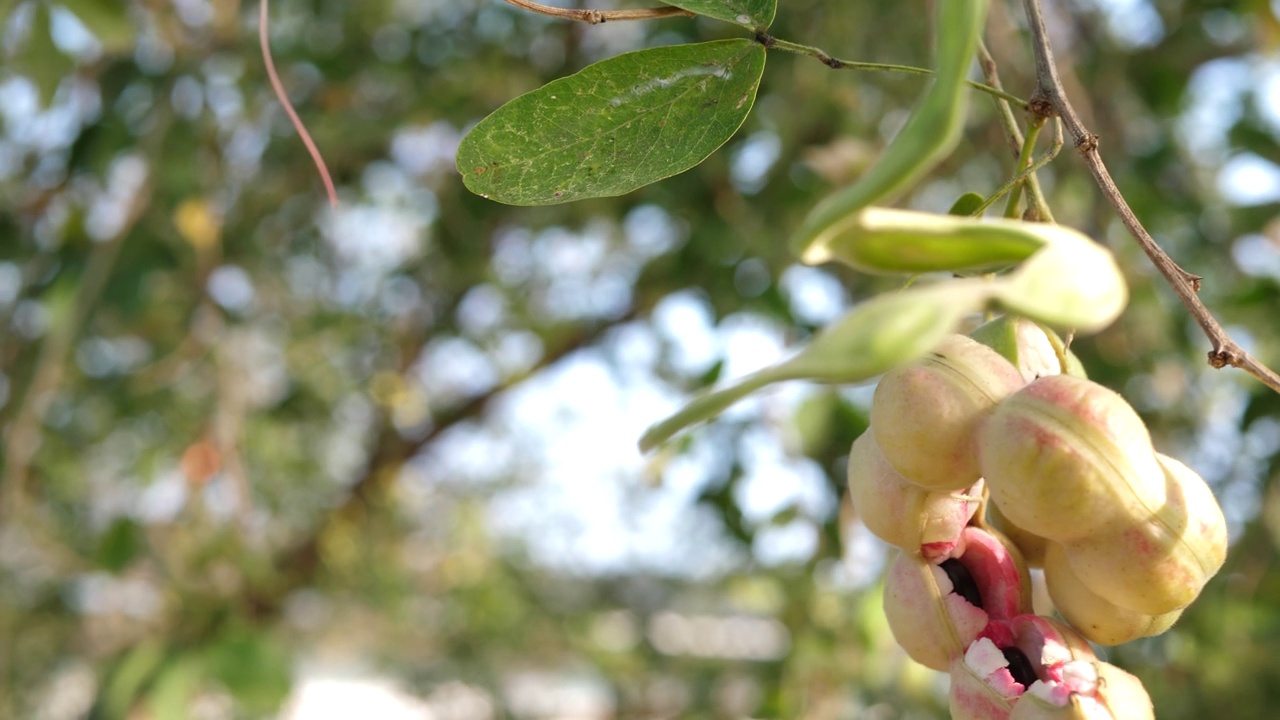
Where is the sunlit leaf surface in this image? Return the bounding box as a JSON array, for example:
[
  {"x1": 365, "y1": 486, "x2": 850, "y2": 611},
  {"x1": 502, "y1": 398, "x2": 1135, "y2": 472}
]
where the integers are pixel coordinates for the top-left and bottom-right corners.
[{"x1": 457, "y1": 40, "x2": 766, "y2": 205}]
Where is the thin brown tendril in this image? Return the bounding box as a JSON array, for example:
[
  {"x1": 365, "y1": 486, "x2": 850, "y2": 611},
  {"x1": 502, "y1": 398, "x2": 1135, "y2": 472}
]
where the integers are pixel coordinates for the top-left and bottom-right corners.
[
  {"x1": 501, "y1": 0, "x2": 695, "y2": 24},
  {"x1": 260, "y1": 0, "x2": 338, "y2": 207}
]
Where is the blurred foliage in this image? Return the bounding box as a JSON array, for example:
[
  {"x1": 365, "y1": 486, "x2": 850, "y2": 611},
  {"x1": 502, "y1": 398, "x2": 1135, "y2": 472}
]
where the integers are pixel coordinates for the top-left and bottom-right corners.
[{"x1": 0, "y1": 0, "x2": 1279, "y2": 718}]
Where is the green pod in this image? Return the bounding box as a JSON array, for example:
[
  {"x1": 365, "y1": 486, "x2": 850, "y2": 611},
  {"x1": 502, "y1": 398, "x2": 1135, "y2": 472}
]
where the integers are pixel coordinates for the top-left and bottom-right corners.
[
  {"x1": 792, "y1": 0, "x2": 988, "y2": 255},
  {"x1": 969, "y1": 315, "x2": 1065, "y2": 383},
  {"x1": 993, "y1": 234, "x2": 1127, "y2": 333},
  {"x1": 800, "y1": 206, "x2": 1044, "y2": 274},
  {"x1": 638, "y1": 279, "x2": 992, "y2": 451},
  {"x1": 987, "y1": 501, "x2": 1048, "y2": 568}
]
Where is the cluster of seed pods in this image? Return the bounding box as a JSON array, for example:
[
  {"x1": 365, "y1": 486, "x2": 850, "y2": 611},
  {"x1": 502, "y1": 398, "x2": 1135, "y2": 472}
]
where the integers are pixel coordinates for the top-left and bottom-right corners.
[{"x1": 849, "y1": 318, "x2": 1228, "y2": 719}]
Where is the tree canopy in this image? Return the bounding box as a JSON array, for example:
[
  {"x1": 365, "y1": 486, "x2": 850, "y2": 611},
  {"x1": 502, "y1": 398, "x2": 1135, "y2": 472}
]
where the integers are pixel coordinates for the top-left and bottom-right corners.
[{"x1": 2, "y1": 0, "x2": 1280, "y2": 718}]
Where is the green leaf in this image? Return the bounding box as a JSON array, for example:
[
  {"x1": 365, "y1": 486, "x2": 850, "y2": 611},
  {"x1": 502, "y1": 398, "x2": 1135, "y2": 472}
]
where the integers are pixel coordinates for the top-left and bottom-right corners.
[
  {"x1": 660, "y1": 0, "x2": 776, "y2": 28},
  {"x1": 778, "y1": 280, "x2": 992, "y2": 381},
  {"x1": 457, "y1": 39, "x2": 766, "y2": 206},
  {"x1": 948, "y1": 191, "x2": 987, "y2": 216},
  {"x1": 791, "y1": 0, "x2": 988, "y2": 255}
]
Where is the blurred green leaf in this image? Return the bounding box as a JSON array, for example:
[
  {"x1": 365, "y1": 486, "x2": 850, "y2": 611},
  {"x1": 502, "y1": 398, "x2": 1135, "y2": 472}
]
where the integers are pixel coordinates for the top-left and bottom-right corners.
[
  {"x1": 13, "y1": 2, "x2": 74, "y2": 106},
  {"x1": 147, "y1": 655, "x2": 204, "y2": 720},
  {"x1": 457, "y1": 40, "x2": 766, "y2": 205},
  {"x1": 57, "y1": 0, "x2": 135, "y2": 53},
  {"x1": 96, "y1": 517, "x2": 141, "y2": 573},
  {"x1": 660, "y1": 0, "x2": 776, "y2": 28},
  {"x1": 95, "y1": 641, "x2": 168, "y2": 720},
  {"x1": 204, "y1": 630, "x2": 292, "y2": 714}
]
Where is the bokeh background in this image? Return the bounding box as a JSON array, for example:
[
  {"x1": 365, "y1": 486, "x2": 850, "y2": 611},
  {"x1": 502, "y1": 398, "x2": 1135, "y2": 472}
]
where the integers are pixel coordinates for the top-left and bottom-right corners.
[{"x1": 3, "y1": 0, "x2": 1280, "y2": 717}]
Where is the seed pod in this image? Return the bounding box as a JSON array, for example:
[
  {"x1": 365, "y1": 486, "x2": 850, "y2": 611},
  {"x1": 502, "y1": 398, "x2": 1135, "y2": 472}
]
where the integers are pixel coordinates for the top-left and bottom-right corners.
[
  {"x1": 884, "y1": 527, "x2": 1030, "y2": 671},
  {"x1": 1044, "y1": 450, "x2": 1223, "y2": 614},
  {"x1": 949, "y1": 616, "x2": 1095, "y2": 720},
  {"x1": 994, "y1": 233, "x2": 1128, "y2": 334},
  {"x1": 873, "y1": 334, "x2": 1025, "y2": 491},
  {"x1": 1059, "y1": 452, "x2": 1227, "y2": 615},
  {"x1": 1009, "y1": 661, "x2": 1154, "y2": 720},
  {"x1": 1042, "y1": 542, "x2": 1181, "y2": 646},
  {"x1": 987, "y1": 502, "x2": 1049, "y2": 568},
  {"x1": 978, "y1": 375, "x2": 1166, "y2": 542},
  {"x1": 968, "y1": 316, "x2": 1064, "y2": 383},
  {"x1": 846, "y1": 431, "x2": 981, "y2": 558}
]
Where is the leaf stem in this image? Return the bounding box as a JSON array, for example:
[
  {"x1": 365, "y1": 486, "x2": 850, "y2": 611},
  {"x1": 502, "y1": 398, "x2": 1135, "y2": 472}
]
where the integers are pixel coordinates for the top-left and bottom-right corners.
[
  {"x1": 763, "y1": 35, "x2": 1027, "y2": 107},
  {"x1": 1022, "y1": 0, "x2": 1280, "y2": 393},
  {"x1": 500, "y1": 0, "x2": 695, "y2": 24}
]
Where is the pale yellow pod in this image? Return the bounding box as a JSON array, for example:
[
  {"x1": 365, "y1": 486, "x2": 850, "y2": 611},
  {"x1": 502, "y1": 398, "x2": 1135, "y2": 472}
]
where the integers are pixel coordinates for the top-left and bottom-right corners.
[
  {"x1": 1043, "y1": 543, "x2": 1181, "y2": 646},
  {"x1": 978, "y1": 375, "x2": 1166, "y2": 542},
  {"x1": 1061, "y1": 452, "x2": 1227, "y2": 615},
  {"x1": 846, "y1": 431, "x2": 980, "y2": 557},
  {"x1": 987, "y1": 501, "x2": 1049, "y2": 568},
  {"x1": 872, "y1": 334, "x2": 1025, "y2": 491}
]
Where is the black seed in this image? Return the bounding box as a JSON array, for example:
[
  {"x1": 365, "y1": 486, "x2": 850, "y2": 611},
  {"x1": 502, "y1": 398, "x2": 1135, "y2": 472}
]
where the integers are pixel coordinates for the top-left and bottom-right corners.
[
  {"x1": 940, "y1": 558, "x2": 983, "y2": 609},
  {"x1": 1001, "y1": 647, "x2": 1040, "y2": 688}
]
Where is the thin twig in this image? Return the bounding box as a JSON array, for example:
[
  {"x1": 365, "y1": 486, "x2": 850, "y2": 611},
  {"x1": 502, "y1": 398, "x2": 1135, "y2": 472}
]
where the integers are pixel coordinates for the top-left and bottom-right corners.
[
  {"x1": 502, "y1": 0, "x2": 695, "y2": 24},
  {"x1": 976, "y1": 41, "x2": 1054, "y2": 221},
  {"x1": 1022, "y1": 0, "x2": 1280, "y2": 393},
  {"x1": 260, "y1": 0, "x2": 338, "y2": 207},
  {"x1": 764, "y1": 35, "x2": 1027, "y2": 107}
]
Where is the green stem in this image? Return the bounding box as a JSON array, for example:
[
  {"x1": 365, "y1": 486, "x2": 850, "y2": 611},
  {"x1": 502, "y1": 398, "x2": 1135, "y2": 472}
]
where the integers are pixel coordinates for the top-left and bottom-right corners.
[
  {"x1": 975, "y1": 41, "x2": 1055, "y2": 222},
  {"x1": 973, "y1": 118, "x2": 1062, "y2": 217},
  {"x1": 1003, "y1": 117, "x2": 1044, "y2": 218},
  {"x1": 766, "y1": 36, "x2": 1027, "y2": 107},
  {"x1": 638, "y1": 368, "x2": 790, "y2": 451}
]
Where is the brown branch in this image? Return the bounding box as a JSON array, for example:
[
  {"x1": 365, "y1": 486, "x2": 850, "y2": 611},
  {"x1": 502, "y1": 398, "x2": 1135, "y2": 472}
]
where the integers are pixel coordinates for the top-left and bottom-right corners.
[
  {"x1": 501, "y1": 0, "x2": 695, "y2": 24},
  {"x1": 1021, "y1": 0, "x2": 1280, "y2": 394}
]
